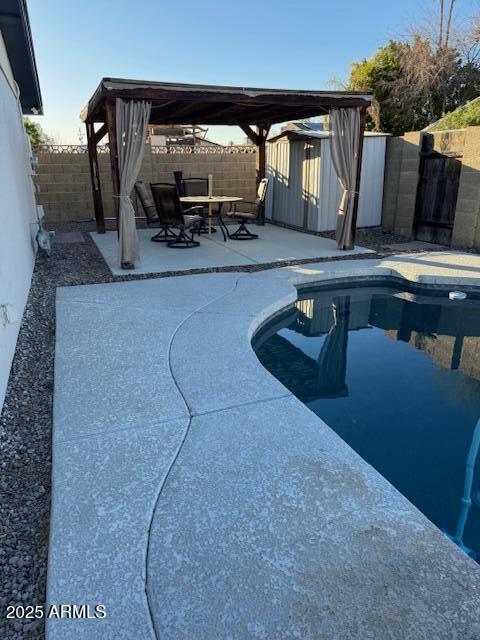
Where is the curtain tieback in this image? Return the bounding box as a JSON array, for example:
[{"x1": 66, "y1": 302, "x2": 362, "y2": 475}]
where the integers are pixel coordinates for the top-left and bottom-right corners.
[
  {"x1": 338, "y1": 189, "x2": 359, "y2": 215},
  {"x1": 113, "y1": 194, "x2": 132, "y2": 199}
]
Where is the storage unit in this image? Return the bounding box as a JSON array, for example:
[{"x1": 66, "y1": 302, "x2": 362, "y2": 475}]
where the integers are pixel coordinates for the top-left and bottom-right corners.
[{"x1": 265, "y1": 130, "x2": 388, "y2": 231}]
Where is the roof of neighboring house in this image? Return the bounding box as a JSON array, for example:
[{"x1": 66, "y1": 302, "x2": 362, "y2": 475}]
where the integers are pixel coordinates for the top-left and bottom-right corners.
[
  {"x1": 268, "y1": 129, "x2": 390, "y2": 143},
  {"x1": 192, "y1": 136, "x2": 220, "y2": 146},
  {"x1": 283, "y1": 121, "x2": 326, "y2": 132},
  {"x1": 162, "y1": 136, "x2": 220, "y2": 146},
  {"x1": 0, "y1": 0, "x2": 42, "y2": 113},
  {"x1": 148, "y1": 124, "x2": 208, "y2": 131},
  {"x1": 148, "y1": 123, "x2": 220, "y2": 145}
]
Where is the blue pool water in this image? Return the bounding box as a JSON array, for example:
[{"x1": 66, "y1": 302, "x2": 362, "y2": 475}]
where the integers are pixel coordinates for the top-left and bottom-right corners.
[{"x1": 254, "y1": 283, "x2": 480, "y2": 561}]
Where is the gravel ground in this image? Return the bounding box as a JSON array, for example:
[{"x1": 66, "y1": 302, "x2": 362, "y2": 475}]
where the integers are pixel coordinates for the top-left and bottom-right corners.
[{"x1": 0, "y1": 221, "x2": 464, "y2": 639}]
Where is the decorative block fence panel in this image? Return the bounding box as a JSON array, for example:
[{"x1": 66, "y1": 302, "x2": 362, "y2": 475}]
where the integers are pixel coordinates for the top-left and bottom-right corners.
[{"x1": 34, "y1": 145, "x2": 257, "y2": 223}]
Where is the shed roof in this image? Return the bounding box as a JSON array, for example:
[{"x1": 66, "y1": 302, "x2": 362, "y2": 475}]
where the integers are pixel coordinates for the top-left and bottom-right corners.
[
  {"x1": 82, "y1": 78, "x2": 372, "y2": 126},
  {"x1": 268, "y1": 129, "x2": 389, "y2": 143}
]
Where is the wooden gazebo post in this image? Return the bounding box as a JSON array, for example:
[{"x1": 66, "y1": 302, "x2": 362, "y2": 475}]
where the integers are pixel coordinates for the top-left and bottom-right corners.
[
  {"x1": 239, "y1": 124, "x2": 271, "y2": 223},
  {"x1": 350, "y1": 106, "x2": 367, "y2": 246},
  {"x1": 105, "y1": 98, "x2": 121, "y2": 232},
  {"x1": 255, "y1": 125, "x2": 270, "y2": 184},
  {"x1": 85, "y1": 120, "x2": 107, "y2": 233}
]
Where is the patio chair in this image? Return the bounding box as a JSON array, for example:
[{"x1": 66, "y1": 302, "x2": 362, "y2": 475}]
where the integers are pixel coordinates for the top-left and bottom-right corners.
[
  {"x1": 181, "y1": 177, "x2": 218, "y2": 235},
  {"x1": 150, "y1": 182, "x2": 203, "y2": 248},
  {"x1": 224, "y1": 178, "x2": 269, "y2": 240},
  {"x1": 134, "y1": 181, "x2": 178, "y2": 243}
]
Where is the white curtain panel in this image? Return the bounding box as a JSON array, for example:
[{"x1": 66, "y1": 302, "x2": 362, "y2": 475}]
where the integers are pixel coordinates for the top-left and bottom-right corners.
[
  {"x1": 116, "y1": 98, "x2": 151, "y2": 267},
  {"x1": 329, "y1": 107, "x2": 361, "y2": 250}
]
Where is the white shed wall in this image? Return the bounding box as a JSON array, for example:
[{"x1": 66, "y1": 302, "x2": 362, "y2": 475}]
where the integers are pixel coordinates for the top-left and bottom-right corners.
[
  {"x1": 266, "y1": 141, "x2": 307, "y2": 228},
  {"x1": 266, "y1": 135, "x2": 387, "y2": 232},
  {"x1": 0, "y1": 66, "x2": 38, "y2": 410}
]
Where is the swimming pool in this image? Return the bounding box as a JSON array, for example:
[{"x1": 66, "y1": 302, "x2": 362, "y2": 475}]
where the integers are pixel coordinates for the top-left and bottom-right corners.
[{"x1": 254, "y1": 281, "x2": 480, "y2": 561}]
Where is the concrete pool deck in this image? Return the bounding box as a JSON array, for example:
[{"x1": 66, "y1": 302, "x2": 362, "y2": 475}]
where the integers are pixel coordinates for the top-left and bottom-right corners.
[
  {"x1": 91, "y1": 224, "x2": 373, "y2": 275},
  {"x1": 48, "y1": 251, "x2": 480, "y2": 639}
]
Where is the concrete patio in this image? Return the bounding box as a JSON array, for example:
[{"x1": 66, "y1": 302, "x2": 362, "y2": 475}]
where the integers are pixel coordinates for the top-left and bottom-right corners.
[
  {"x1": 47, "y1": 251, "x2": 480, "y2": 640},
  {"x1": 91, "y1": 223, "x2": 373, "y2": 275}
]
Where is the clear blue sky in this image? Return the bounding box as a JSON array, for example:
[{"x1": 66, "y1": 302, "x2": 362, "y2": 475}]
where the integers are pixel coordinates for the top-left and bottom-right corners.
[{"x1": 28, "y1": 0, "x2": 422, "y2": 144}]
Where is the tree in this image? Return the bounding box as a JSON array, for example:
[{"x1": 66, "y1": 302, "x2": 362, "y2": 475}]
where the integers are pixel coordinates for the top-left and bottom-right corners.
[
  {"x1": 347, "y1": 41, "x2": 413, "y2": 135},
  {"x1": 23, "y1": 118, "x2": 54, "y2": 148},
  {"x1": 407, "y1": 0, "x2": 459, "y2": 49},
  {"x1": 392, "y1": 35, "x2": 478, "y2": 127},
  {"x1": 347, "y1": 37, "x2": 480, "y2": 135},
  {"x1": 346, "y1": 1, "x2": 480, "y2": 135}
]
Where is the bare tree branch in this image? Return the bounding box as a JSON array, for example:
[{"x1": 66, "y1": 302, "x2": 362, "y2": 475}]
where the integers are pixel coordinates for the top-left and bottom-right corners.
[{"x1": 445, "y1": 0, "x2": 456, "y2": 46}]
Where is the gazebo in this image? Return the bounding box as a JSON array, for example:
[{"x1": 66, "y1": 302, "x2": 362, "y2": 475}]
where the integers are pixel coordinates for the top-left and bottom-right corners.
[{"x1": 81, "y1": 79, "x2": 372, "y2": 268}]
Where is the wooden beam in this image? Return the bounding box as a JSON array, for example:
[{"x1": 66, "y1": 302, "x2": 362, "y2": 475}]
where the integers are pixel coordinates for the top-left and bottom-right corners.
[
  {"x1": 105, "y1": 98, "x2": 120, "y2": 232},
  {"x1": 255, "y1": 125, "x2": 270, "y2": 224},
  {"x1": 159, "y1": 99, "x2": 204, "y2": 121},
  {"x1": 149, "y1": 100, "x2": 177, "y2": 112},
  {"x1": 245, "y1": 104, "x2": 328, "y2": 125},
  {"x1": 160, "y1": 101, "x2": 239, "y2": 125},
  {"x1": 239, "y1": 124, "x2": 261, "y2": 146},
  {"x1": 255, "y1": 125, "x2": 270, "y2": 180},
  {"x1": 350, "y1": 106, "x2": 367, "y2": 246},
  {"x1": 86, "y1": 121, "x2": 105, "y2": 233},
  {"x1": 93, "y1": 123, "x2": 108, "y2": 146}
]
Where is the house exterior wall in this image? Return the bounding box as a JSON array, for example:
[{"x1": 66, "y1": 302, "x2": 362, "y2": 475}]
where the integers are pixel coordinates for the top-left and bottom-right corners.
[
  {"x1": 381, "y1": 127, "x2": 480, "y2": 250},
  {"x1": 35, "y1": 146, "x2": 257, "y2": 222},
  {"x1": 0, "y1": 62, "x2": 38, "y2": 410},
  {"x1": 265, "y1": 136, "x2": 386, "y2": 232},
  {"x1": 0, "y1": 31, "x2": 15, "y2": 88}
]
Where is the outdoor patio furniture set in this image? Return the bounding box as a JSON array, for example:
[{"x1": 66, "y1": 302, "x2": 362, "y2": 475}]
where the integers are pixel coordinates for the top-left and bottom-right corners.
[{"x1": 135, "y1": 177, "x2": 268, "y2": 248}]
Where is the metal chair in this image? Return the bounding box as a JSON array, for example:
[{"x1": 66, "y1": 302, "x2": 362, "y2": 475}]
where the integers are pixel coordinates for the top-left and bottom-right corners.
[
  {"x1": 150, "y1": 182, "x2": 203, "y2": 248},
  {"x1": 134, "y1": 181, "x2": 178, "y2": 243},
  {"x1": 225, "y1": 178, "x2": 268, "y2": 240},
  {"x1": 181, "y1": 177, "x2": 218, "y2": 234}
]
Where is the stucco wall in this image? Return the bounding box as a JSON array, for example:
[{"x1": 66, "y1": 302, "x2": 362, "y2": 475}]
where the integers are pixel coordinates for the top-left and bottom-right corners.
[
  {"x1": 0, "y1": 31, "x2": 15, "y2": 89},
  {"x1": 35, "y1": 147, "x2": 257, "y2": 223},
  {"x1": 0, "y1": 68, "x2": 38, "y2": 410}
]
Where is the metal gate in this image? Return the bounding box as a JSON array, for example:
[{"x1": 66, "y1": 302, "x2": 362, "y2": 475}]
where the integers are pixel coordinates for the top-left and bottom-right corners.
[{"x1": 414, "y1": 133, "x2": 462, "y2": 245}]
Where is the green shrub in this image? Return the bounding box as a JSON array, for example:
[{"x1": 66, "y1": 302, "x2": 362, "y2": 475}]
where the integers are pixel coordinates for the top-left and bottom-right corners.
[{"x1": 431, "y1": 98, "x2": 480, "y2": 130}]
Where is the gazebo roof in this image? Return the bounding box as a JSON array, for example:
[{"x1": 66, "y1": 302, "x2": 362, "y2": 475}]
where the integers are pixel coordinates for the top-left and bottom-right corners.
[{"x1": 82, "y1": 78, "x2": 372, "y2": 126}]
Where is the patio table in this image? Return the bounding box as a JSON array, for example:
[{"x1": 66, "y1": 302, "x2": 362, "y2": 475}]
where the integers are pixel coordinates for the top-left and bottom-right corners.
[{"x1": 180, "y1": 195, "x2": 243, "y2": 240}]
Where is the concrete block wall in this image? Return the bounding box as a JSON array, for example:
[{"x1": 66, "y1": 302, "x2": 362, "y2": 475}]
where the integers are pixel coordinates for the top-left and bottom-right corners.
[
  {"x1": 35, "y1": 152, "x2": 94, "y2": 223},
  {"x1": 381, "y1": 126, "x2": 480, "y2": 249},
  {"x1": 381, "y1": 132, "x2": 421, "y2": 239},
  {"x1": 452, "y1": 127, "x2": 480, "y2": 250},
  {"x1": 381, "y1": 138, "x2": 403, "y2": 233},
  {"x1": 35, "y1": 146, "x2": 257, "y2": 223},
  {"x1": 385, "y1": 329, "x2": 480, "y2": 379}
]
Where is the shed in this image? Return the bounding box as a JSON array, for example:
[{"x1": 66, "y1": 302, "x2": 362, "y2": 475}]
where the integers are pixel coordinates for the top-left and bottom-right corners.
[{"x1": 265, "y1": 129, "x2": 389, "y2": 232}]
